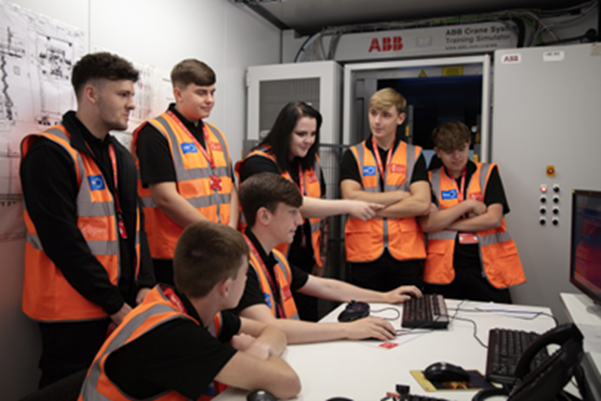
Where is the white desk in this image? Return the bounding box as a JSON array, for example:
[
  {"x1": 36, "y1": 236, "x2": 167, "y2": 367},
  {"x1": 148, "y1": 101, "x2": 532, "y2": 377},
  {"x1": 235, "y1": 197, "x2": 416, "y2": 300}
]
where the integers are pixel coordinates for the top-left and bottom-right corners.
[
  {"x1": 560, "y1": 293, "x2": 601, "y2": 400},
  {"x1": 215, "y1": 299, "x2": 557, "y2": 401}
]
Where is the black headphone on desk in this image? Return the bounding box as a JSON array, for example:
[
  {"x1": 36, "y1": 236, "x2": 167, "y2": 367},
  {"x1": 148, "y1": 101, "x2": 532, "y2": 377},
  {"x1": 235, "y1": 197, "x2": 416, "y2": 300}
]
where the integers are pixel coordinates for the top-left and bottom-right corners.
[{"x1": 472, "y1": 323, "x2": 592, "y2": 401}]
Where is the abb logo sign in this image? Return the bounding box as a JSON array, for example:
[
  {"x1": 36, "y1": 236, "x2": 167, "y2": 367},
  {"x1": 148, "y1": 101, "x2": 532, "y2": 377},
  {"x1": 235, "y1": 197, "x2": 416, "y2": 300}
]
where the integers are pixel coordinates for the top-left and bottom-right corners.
[{"x1": 368, "y1": 36, "x2": 403, "y2": 53}]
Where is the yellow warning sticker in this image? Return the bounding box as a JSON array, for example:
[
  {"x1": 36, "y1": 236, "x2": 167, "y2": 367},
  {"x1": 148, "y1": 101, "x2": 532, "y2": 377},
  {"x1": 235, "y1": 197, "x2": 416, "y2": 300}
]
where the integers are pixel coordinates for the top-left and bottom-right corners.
[
  {"x1": 418, "y1": 69, "x2": 427, "y2": 78},
  {"x1": 442, "y1": 66, "x2": 463, "y2": 76}
]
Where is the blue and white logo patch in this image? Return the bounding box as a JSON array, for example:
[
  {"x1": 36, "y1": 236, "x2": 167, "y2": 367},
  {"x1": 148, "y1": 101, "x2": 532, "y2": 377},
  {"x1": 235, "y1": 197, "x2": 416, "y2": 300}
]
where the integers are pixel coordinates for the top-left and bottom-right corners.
[
  {"x1": 181, "y1": 142, "x2": 198, "y2": 154},
  {"x1": 363, "y1": 166, "x2": 376, "y2": 176},
  {"x1": 88, "y1": 175, "x2": 106, "y2": 191},
  {"x1": 441, "y1": 189, "x2": 458, "y2": 200},
  {"x1": 263, "y1": 293, "x2": 272, "y2": 309}
]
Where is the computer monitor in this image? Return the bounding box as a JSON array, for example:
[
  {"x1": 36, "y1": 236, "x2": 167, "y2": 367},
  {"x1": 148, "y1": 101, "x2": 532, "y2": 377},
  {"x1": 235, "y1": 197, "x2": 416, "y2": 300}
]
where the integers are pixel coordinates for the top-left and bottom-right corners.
[{"x1": 570, "y1": 190, "x2": 601, "y2": 306}]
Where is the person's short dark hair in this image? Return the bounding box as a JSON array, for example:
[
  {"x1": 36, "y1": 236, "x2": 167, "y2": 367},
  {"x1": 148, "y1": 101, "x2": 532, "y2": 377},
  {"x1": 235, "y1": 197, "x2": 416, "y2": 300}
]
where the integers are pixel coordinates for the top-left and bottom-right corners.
[
  {"x1": 257, "y1": 101, "x2": 322, "y2": 172},
  {"x1": 174, "y1": 221, "x2": 248, "y2": 298},
  {"x1": 71, "y1": 52, "x2": 139, "y2": 99},
  {"x1": 239, "y1": 172, "x2": 302, "y2": 228},
  {"x1": 171, "y1": 59, "x2": 216, "y2": 89},
  {"x1": 431, "y1": 121, "x2": 472, "y2": 151}
]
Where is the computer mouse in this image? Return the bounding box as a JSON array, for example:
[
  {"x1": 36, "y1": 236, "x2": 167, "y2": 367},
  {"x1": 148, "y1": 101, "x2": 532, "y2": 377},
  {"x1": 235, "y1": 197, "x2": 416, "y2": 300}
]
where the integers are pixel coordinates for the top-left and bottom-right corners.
[
  {"x1": 424, "y1": 361, "x2": 470, "y2": 382},
  {"x1": 337, "y1": 300, "x2": 370, "y2": 322},
  {"x1": 246, "y1": 389, "x2": 277, "y2": 401}
]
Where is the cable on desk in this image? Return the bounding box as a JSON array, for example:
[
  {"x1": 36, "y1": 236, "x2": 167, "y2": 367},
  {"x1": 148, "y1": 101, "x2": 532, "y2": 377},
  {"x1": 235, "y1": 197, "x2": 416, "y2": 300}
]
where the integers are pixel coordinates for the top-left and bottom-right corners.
[
  {"x1": 446, "y1": 315, "x2": 488, "y2": 348},
  {"x1": 370, "y1": 307, "x2": 401, "y2": 321},
  {"x1": 448, "y1": 307, "x2": 558, "y2": 326}
]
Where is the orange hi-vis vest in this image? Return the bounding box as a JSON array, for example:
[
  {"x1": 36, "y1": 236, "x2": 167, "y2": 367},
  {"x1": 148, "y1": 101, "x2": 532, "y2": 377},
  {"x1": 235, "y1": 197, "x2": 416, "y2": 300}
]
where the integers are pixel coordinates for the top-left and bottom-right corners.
[
  {"x1": 21, "y1": 126, "x2": 141, "y2": 322},
  {"x1": 344, "y1": 140, "x2": 426, "y2": 262},
  {"x1": 133, "y1": 112, "x2": 233, "y2": 259},
  {"x1": 241, "y1": 146, "x2": 324, "y2": 266},
  {"x1": 248, "y1": 247, "x2": 299, "y2": 320},
  {"x1": 79, "y1": 285, "x2": 223, "y2": 401},
  {"x1": 424, "y1": 163, "x2": 526, "y2": 289}
]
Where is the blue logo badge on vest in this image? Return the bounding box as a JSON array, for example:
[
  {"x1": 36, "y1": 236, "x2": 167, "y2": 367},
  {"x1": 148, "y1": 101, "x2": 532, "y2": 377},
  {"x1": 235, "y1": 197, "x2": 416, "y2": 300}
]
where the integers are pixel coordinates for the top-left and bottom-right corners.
[
  {"x1": 263, "y1": 293, "x2": 272, "y2": 309},
  {"x1": 441, "y1": 189, "x2": 458, "y2": 200},
  {"x1": 363, "y1": 166, "x2": 376, "y2": 176},
  {"x1": 88, "y1": 175, "x2": 106, "y2": 191},
  {"x1": 181, "y1": 142, "x2": 198, "y2": 154}
]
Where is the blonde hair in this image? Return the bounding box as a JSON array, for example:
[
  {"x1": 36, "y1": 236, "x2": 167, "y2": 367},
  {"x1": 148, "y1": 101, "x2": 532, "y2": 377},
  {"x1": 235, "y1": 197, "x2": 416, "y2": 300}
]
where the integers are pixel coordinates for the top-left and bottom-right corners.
[{"x1": 368, "y1": 88, "x2": 406, "y2": 114}]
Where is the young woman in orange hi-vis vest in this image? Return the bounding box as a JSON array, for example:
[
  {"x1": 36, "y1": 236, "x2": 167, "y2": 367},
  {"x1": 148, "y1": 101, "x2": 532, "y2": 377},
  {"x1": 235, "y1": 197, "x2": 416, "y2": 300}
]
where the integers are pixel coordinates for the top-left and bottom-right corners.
[
  {"x1": 420, "y1": 121, "x2": 526, "y2": 303},
  {"x1": 236, "y1": 101, "x2": 384, "y2": 321}
]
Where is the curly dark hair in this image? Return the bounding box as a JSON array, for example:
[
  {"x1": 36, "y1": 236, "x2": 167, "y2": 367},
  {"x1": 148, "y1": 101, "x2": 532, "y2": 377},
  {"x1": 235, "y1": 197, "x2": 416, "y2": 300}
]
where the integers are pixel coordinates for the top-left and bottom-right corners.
[{"x1": 71, "y1": 52, "x2": 139, "y2": 98}]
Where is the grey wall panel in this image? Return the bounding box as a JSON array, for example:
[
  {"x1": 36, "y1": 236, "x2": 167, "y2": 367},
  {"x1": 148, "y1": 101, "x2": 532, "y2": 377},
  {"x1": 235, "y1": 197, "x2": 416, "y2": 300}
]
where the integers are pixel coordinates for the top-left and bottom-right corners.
[{"x1": 492, "y1": 43, "x2": 601, "y2": 321}]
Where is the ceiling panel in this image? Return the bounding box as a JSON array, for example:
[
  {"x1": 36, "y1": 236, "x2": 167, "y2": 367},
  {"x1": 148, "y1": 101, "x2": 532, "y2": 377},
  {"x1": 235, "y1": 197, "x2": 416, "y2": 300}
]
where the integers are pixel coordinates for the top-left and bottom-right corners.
[{"x1": 249, "y1": 0, "x2": 589, "y2": 35}]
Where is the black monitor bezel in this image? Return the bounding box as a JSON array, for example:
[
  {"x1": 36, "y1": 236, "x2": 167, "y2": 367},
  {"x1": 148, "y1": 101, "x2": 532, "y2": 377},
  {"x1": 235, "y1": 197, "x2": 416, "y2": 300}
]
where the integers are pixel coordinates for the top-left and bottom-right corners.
[{"x1": 569, "y1": 189, "x2": 601, "y2": 306}]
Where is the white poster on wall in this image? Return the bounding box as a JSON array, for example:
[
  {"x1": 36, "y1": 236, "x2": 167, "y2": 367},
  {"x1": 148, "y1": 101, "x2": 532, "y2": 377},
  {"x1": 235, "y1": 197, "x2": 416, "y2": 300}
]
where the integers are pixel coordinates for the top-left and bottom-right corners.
[{"x1": 0, "y1": 0, "x2": 84, "y2": 241}]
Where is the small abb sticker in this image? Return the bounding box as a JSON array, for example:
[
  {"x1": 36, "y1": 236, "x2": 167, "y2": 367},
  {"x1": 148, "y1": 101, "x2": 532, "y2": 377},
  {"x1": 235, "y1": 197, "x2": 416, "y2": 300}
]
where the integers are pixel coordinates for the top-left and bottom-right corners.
[
  {"x1": 209, "y1": 142, "x2": 222, "y2": 151},
  {"x1": 379, "y1": 341, "x2": 399, "y2": 350},
  {"x1": 501, "y1": 53, "x2": 521, "y2": 64},
  {"x1": 390, "y1": 164, "x2": 406, "y2": 174}
]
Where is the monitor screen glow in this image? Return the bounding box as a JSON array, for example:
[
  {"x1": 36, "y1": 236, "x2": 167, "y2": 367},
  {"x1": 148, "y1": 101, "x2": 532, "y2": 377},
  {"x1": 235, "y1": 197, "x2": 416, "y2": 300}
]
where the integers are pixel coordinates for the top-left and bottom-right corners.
[{"x1": 570, "y1": 190, "x2": 601, "y2": 306}]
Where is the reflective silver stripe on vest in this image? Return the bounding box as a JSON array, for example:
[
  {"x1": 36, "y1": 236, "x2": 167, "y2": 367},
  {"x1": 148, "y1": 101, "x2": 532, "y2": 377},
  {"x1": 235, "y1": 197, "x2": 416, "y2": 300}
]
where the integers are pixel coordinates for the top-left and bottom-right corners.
[
  {"x1": 427, "y1": 169, "x2": 457, "y2": 242},
  {"x1": 140, "y1": 193, "x2": 231, "y2": 210},
  {"x1": 479, "y1": 230, "x2": 512, "y2": 246},
  {"x1": 206, "y1": 312, "x2": 220, "y2": 337},
  {"x1": 24, "y1": 128, "x2": 121, "y2": 274},
  {"x1": 272, "y1": 252, "x2": 300, "y2": 320},
  {"x1": 80, "y1": 302, "x2": 186, "y2": 400},
  {"x1": 384, "y1": 143, "x2": 416, "y2": 193},
  {"x1": 478, "y1": 163, "x2": 492, "y2": 194},
  {"x1": 430, "y1": 169, "x2": 442, "y2": 206},
  {"x1": 427, "y1": 230, "x2": 456, "y2": 240},
  {"x1": 353, "y1": 145, "x2": 378, "y2": 194}
]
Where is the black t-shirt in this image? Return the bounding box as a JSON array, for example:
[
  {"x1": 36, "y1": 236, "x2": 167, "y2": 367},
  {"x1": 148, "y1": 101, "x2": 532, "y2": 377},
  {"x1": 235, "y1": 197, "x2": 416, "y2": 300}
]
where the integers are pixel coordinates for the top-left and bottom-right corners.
[
  {"x1": 239, "y1": 153, "x2": 326, "y2": 271},
  {"x1": 431, "y1": 160, "x2": 509, "y2": 269},
  {"x1": 340, "y1": 134, "x2": 429, "y2": 187},
  {"x1": 20, "y1": 111, "x2": 155, "y2": 314},
  {"x1": 135, "y1": 104, "x2": 234, "y2": 187},
  {"x1": 105, "y1": 288, "x2": 240, "y2": 400},
  {"x1": 233, "y1": 229, "x2": 309, "y2": 316}
]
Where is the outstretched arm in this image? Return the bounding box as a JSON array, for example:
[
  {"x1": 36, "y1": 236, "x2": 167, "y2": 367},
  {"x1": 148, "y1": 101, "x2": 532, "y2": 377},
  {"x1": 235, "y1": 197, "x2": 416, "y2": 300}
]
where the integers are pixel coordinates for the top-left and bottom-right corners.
[
  {"x1": 228, "y1": 186, "x2": 240, "y2": 230},
  {"x1": 239, "y1": 303, "x2": 397, "y2": 344},
  {"x1": 300, "y1": 196, "x2": 385, "y2": 221},
  {"x1": 298, "y1": 275, "x2": 422, "y2": 304}
]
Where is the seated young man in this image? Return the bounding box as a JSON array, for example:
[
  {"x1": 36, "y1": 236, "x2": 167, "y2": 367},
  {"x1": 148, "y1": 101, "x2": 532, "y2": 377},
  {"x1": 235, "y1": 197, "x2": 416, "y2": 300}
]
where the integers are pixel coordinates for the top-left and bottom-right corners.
[
  {"x1": 79, "y1": 221, "x2": 300, "y2": 400},
  {"x1": 419, "y1": 121, "x2": 526, "y2": 303},
  {"x1": 234, "y1": 172, "x2": 422, "y2": 344}
]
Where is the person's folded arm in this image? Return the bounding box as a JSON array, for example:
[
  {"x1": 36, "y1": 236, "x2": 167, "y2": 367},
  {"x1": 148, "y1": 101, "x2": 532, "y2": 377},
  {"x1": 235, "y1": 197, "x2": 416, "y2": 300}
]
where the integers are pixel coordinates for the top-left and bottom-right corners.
[
  {"x1": 446, "y1": 203, "x2": 504, "y2": 232},
  {"x1": 340, "y1": 179, "x2": 408, "y2": 206},
  {"x1": 420, "y1": 199, "x2": 486, "y2": 233},
  {"x1": 375, "y1": 181, "x2": 431, "y2": 218}
]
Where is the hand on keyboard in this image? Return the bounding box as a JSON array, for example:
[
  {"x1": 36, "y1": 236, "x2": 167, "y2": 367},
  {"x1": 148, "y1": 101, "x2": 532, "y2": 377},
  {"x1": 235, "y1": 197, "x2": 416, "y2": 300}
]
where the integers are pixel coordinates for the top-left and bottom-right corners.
[{"x1": 384, "y1": 285, "x2": 423, "y2": 304}]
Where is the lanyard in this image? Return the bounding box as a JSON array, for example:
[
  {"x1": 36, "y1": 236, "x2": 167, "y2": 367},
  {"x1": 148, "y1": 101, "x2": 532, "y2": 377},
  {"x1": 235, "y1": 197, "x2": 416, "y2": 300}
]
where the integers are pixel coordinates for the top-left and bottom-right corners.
[
  {"x1": 162, "y1": 286, "x2": 188, "y2": 314},
  {"x1": 448, "y1": 166, "x2": 467, "y2": 202},
  {"x1": 107, "y1": 144, "x2": 128, "y2": 239},
  {"x1": 243, "y1": 234, "x2": 287, "y2": 318},
  {"x1": 372, "y1": 136, "x2": 393, "y2": 180},
  {"x1": 296, "y1": 161, "x2": 305, "y2": 195},
  {"x1": 167, "y1": 111, "x2": 215, "y2": 169}
]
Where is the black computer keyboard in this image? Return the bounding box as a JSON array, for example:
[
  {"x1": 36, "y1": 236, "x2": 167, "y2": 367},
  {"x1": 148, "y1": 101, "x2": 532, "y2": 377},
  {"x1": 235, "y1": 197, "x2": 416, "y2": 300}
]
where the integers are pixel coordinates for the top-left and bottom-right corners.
[
  {"x1": 485, "y1": 328, "x2": 550, "y2": 384},
  {"x1": 397, "y1": 395, "x2": 449, "y2": 401},
  {"x1": 401, "y1": 294, "x2": 449, "y2": 329}
]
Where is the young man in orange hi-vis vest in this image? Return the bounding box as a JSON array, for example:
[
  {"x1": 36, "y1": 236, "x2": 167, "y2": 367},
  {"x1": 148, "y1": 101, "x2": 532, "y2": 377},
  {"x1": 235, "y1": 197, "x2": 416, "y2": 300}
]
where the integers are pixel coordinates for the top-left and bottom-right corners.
[
  {"x1": 79, "y1": 221, "x2": 300, "y2": 401},
  {"x1": 419, "y1": 121, "x2": 526, "y2": 303},
  {"x1": 133, "y1": 59, "x2": 239, "y2": 286},
  {"x1": 20, "y1": 53, "x2": 155, "y2": 388},
  {"x1": 233, "y1": 172, "x2": 421, "y2": 344},
  {"x1": 340, "y1": 88, "x2": 431, "y2": 292}
]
